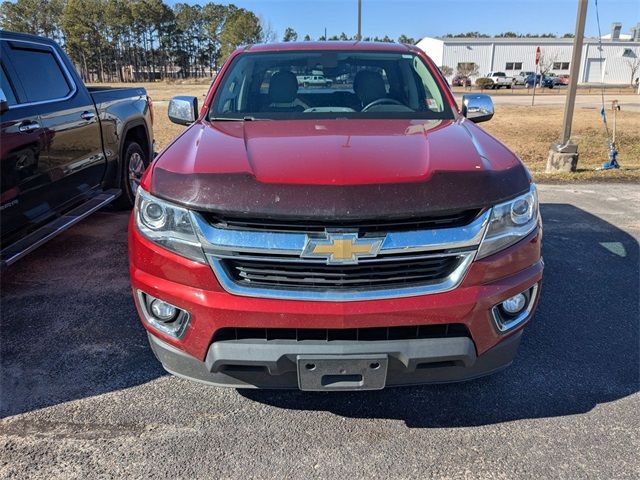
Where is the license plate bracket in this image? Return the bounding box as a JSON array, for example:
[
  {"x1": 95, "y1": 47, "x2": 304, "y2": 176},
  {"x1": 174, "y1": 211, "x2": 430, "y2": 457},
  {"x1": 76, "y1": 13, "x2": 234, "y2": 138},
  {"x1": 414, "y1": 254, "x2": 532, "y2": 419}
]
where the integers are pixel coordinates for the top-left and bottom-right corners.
[{"x1": 297, "y1": 354, "x2": 388, "y2": 391}]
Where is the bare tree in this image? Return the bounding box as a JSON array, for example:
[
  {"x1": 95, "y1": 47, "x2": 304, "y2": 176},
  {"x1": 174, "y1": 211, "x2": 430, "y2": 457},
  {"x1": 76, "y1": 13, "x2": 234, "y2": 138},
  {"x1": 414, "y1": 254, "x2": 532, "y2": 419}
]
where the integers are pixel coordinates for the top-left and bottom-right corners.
[
  {"x1": 538, "y1": 52, "x2": 559, "y2": 76},
  {"x1": 624, "y1": 53, "x2": 640, "y2": 86},
  {"x1": 259, "y1": 16, "x2": 277, "y2": 43},
  {"x1": 439, "y1": 65, "x2": 453, "y2": 77},
  {"x1": 456, "y1": 62, "x2": 478, "y2": 78}
]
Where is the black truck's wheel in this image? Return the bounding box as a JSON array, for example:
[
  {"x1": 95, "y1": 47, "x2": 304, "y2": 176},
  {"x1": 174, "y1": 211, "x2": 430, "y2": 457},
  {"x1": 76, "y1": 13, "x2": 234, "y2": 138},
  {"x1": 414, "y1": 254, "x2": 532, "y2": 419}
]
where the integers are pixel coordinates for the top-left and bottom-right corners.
[{"x1": 115, "y1": 141, "x2": 147, "y2": 209}]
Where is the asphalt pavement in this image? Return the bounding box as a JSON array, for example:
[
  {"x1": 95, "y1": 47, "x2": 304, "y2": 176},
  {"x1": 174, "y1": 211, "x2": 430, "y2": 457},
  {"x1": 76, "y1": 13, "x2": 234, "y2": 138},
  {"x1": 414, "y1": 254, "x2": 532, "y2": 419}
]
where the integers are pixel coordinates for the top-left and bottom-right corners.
[{"x1": 1, "y1": 183, "x2": 638, "y2": 479}]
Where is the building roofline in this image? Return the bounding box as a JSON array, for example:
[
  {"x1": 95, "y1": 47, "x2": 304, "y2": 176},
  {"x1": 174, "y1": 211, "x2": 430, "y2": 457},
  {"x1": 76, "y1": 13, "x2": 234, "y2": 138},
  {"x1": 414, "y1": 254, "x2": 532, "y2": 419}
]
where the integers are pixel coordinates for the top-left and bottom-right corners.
[{"x1": 419, "y1": 36, "x2": 640, "y2": 46}]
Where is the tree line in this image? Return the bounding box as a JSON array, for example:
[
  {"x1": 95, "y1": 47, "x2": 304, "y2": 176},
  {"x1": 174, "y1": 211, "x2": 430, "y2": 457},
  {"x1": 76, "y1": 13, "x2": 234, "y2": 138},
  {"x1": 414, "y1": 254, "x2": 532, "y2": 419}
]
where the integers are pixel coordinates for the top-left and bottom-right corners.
[
  {"x1": 0, "y1": 0, "x2": 419, "y2": 83},
  {"x1": 443, "y1": 32, "x2": 575, "y2": 38},
  {"x1": 280, "y1": 27, "x2": 416, "y2": 45},
  {"x1": 0, "y1": 0, "x2": 264, "y2": 82},
  {"x1": 0, "y1": 0, "x2": 583, "y2": 84}
]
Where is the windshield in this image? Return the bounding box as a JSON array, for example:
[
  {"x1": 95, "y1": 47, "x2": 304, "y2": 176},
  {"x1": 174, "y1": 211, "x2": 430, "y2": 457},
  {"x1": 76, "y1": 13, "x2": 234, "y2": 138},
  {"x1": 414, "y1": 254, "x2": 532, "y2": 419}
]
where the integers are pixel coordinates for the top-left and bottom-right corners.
[{"x1": 209, "y1": 50, "x2": 454, "y2": 120}]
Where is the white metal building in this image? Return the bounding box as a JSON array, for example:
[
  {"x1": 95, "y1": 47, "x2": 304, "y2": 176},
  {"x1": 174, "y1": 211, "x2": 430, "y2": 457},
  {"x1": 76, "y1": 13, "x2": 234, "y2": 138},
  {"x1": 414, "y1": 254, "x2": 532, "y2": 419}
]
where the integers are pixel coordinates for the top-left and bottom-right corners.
[{"x1": 416, "y1": 23, "x2": 640, "y2": 85}]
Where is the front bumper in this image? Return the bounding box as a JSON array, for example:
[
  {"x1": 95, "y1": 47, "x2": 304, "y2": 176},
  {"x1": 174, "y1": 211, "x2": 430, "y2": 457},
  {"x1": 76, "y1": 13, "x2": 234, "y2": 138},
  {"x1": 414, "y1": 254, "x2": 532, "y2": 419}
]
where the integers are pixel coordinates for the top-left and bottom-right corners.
[
  {"x1": 148, "y1": 329, "x2": 523, "y2": 389},
  {"x1": 129, "y1": 215, "x2": 543, "y2": 389}
]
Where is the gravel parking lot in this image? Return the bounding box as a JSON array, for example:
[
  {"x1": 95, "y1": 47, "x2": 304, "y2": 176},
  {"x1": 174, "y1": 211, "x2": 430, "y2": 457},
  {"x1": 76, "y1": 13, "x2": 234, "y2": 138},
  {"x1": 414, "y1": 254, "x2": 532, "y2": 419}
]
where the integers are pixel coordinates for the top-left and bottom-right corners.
[{"x1": 1, "y1": 183, "x2": 638, "y2": 479}]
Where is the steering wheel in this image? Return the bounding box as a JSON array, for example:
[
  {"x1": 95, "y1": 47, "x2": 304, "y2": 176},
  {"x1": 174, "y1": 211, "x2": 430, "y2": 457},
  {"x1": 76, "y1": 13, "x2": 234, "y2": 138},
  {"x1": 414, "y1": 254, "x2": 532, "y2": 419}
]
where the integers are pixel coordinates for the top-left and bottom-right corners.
[{"x1": 361, "y1": 98, "x2": 405, "y2": 112}]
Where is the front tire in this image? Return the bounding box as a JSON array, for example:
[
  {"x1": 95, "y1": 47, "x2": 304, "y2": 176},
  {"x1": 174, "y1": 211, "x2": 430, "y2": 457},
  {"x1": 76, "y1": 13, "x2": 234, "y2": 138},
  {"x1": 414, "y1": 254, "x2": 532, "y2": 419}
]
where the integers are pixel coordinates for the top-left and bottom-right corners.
[{"x1": 115, "y1": 141, "x2": 147, "y2": 209}]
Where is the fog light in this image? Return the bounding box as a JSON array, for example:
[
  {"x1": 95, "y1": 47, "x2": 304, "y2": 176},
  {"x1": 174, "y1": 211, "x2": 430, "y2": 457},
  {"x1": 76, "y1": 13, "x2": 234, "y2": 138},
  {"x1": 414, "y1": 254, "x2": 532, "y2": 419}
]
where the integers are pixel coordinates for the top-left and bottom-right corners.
[
  {"x1": 150, "y1": 299, "x2": 177, "y2": 322},
  {"x1": 136, "y1": 291, "x2": 191, "y2": 338},
  {"x1": 501, "y1": 293, "x2": 526, "y2": 314},
  {"x1": 491, "y1": 284, "x2": 539, "y2": 333}
]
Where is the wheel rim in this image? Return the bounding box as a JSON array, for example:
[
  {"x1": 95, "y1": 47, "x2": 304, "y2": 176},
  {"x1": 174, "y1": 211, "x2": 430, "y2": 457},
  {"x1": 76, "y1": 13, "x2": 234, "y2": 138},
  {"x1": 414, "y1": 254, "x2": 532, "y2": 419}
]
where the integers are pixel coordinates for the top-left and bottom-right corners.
[{"x1": 128, "y1": 152, "x2": 145, "y2": 195}]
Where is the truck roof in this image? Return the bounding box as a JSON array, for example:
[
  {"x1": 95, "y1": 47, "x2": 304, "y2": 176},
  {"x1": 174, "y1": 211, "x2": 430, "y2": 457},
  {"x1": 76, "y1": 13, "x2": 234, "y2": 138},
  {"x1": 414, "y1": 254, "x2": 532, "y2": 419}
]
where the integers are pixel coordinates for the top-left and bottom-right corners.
[
  {"x1": 0, "y1": 29, "x2": 58, "y2": 47},
  {"x1": 242, "y1": 41, "x2": 417, "y2": 54}
]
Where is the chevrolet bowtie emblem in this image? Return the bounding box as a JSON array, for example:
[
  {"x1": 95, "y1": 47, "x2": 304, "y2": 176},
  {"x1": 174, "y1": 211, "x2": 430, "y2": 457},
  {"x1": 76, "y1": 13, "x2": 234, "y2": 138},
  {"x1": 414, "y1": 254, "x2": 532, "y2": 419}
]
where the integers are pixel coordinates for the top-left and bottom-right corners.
[{"x1": 301, "y1": 233, "x2": 384, "y2": 265}]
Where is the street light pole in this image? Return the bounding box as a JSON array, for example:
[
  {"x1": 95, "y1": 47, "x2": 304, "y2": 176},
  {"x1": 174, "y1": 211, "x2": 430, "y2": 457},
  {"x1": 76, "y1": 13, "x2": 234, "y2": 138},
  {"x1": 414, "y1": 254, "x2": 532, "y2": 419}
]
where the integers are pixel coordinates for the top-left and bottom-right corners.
[
  {"x1": 357, "y1": 0, "x2": 362, "y2": 41},
  {"x1": 546, "y1": 0, "x2": 588, "y2": 172}
]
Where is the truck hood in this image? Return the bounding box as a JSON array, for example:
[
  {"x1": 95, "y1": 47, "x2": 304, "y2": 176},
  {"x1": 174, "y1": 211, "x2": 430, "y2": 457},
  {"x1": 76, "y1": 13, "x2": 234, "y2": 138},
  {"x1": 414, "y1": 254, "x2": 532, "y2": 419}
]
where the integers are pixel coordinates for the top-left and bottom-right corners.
[{"x1": 151, "y1": 118, "x2": 530, "y2": 219}]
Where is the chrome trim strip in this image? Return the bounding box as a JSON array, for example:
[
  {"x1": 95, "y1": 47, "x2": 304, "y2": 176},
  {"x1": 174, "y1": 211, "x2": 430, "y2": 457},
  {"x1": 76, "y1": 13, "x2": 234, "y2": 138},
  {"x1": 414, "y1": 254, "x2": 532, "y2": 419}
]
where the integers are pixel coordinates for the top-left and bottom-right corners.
[
  {"x1": 491, "y1": 284, "x2": 539, "y2": 333},
  {"x1": 1, "y1": 38, "x2": 78, "y2": 109},
  {"x1": 191, "y1": 210, "x2": 490, "y2": 258},
  {"x1": 204, "y1": 250, "x2": 472, "y2": 264},
  {"x1": 192, "y1": 214, "x2": 307, "y2": 255},
  {"x1": 379, "y1": 211, "x2": 489, "y2": 254},
  {"x1": 207, "y1": 252, "x2": 475, "y2": 302}
]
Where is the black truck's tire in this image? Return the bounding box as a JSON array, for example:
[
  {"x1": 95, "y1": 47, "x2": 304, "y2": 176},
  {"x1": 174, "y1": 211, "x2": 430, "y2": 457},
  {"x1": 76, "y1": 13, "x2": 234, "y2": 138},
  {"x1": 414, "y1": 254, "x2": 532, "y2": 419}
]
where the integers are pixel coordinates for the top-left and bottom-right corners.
[{"x1": 114, "y1": 141, "x2": 148, "y2": 209}]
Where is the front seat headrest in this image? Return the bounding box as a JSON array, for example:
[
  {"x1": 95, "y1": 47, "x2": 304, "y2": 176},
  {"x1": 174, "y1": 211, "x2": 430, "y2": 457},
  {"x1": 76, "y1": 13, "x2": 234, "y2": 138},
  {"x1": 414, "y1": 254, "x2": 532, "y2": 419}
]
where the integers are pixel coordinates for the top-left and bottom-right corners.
[
  {"x1": 268, "y1": 71, "x2": 299, "y2": 104},
  {"x1": 353, "y1": 70, "x2": 387, "y2": 106}
]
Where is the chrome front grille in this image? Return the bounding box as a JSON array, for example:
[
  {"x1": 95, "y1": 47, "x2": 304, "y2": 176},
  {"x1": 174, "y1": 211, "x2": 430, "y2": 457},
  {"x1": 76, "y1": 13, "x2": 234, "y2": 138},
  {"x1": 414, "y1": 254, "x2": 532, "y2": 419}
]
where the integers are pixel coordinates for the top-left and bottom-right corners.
[
  {"x1": 223, "y1": 255, "x2": 461, "y2": 290},
  {"x1": 190, "y1": 210, "x2": 491, "y2": 301}
]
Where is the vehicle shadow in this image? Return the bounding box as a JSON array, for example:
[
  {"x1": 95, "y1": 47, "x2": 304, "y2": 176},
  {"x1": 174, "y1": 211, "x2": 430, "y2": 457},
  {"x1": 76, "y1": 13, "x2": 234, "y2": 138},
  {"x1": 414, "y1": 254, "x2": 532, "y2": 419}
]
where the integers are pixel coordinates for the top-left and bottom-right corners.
[
  {"x1": 240, "y1": 204, "x2": 640, "y2": 427},
  {"x1": 0, "y1": 211, "x2": 166, "y2": 418}
]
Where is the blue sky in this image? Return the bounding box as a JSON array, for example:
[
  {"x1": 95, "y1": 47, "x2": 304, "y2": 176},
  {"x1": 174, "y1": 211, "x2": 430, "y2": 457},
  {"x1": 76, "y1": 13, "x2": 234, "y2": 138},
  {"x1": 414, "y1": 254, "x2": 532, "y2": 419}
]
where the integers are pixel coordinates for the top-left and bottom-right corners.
[{"x1": 169, "y1": 0, "x2": 640, "y2": 41}]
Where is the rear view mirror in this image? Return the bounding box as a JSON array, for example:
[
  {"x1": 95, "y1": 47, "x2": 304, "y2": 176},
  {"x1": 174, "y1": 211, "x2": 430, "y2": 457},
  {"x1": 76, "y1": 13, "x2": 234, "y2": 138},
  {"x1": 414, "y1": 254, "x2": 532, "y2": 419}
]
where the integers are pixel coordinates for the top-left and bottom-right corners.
[
  {"x1": 168, "y1": 96, "x2": 198, "y2": 125},
  {"x1": 0, "y1": 88, "x2": 9, "y2": 114},
  {"x1": 461, "y1": 94, "x2": 494, "y2": 123}
]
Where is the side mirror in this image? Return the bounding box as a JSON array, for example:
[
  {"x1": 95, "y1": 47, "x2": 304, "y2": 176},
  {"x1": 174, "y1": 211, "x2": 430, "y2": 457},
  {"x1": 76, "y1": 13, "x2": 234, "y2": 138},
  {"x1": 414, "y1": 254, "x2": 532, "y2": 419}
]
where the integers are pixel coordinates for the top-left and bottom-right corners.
[
  {"x1": 0, "y1": 88, "x2": 9, "y2": 114},
  {"x1": 461, "y1": 94, "x2": 494, "y2": 123},
  {"x1": 168, "y1": 96, "x2": 198, "y2": 125}
]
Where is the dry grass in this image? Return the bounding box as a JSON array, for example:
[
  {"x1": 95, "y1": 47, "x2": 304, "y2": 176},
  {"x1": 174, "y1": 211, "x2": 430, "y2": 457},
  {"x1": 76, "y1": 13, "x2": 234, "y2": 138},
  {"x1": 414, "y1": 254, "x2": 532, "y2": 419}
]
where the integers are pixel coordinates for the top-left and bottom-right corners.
[
  {"x1": 106, "y1": 82, "x2": 639, "y2": 182},
  {"x1": 483, "y1": 105, "x2": 640, "y2": 181}
]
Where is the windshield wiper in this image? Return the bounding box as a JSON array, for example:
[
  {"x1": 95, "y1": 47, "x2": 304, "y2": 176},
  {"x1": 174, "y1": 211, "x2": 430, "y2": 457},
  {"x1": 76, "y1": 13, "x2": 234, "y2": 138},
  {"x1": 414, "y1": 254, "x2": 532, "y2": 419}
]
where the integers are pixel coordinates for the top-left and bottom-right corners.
[{"x1": 209, "y1": 116, "x2": 269, "y2": 121}]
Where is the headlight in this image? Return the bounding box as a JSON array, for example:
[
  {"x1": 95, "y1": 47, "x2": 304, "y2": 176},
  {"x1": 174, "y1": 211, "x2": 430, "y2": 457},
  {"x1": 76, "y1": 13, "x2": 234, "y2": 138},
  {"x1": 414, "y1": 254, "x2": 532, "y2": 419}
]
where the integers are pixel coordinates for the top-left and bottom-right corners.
[
  {"x1": 477, "y1": 185, "x2": 539, "y2": 259},
  {"x1": 135, "y1": 189, "x2": 205, "y2": 263}
]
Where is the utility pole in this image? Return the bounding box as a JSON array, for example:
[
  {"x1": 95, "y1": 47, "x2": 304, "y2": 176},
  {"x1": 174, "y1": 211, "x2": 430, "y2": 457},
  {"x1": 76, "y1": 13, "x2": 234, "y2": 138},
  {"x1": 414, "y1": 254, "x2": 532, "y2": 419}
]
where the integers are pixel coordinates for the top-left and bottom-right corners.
[
  {"x1": 357, "y1": 0, "x2": 362, "y2": 41},
  {"x1": 546, "y1": 0, "x2": 588, "y2": 173}
]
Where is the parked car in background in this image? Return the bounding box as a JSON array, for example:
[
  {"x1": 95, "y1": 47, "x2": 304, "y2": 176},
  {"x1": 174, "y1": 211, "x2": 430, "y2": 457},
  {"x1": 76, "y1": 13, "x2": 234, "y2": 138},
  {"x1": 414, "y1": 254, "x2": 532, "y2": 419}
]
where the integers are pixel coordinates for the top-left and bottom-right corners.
[
  {"x1": 451, "y1": 75, "x2": 472, "y2": 87},
  {"x1": 486, "y1": 72, "x2": 515, "y2": 89},
  {"x1": 525, "y1": 73, "x2": 542, "y2": 87},
  {"x1": 514, "y1": 71, "x2": 535, "y2": 85},
  {"x1": 558, "y1": 74, "x2": 570, "y2": 85},
  {"x1": 130, "y1": 42, "x2": 543, "y2": 391},
  {"x1": 297, "y1": 74, "x2": 332, "y2": 87},
  {"x1": 541, "y1": 74, "x2": 563, "y2": 89},
  {"x1": 1, "y1": 30, "x2": 153, "y2": 267}
]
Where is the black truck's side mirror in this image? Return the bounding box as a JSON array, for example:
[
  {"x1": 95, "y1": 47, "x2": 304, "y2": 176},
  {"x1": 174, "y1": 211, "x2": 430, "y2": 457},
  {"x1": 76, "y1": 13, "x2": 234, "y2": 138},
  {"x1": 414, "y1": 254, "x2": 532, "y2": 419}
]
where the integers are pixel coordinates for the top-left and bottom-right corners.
[{"x1": 0, "y1": 88, "x2": 9, "y2": 114}]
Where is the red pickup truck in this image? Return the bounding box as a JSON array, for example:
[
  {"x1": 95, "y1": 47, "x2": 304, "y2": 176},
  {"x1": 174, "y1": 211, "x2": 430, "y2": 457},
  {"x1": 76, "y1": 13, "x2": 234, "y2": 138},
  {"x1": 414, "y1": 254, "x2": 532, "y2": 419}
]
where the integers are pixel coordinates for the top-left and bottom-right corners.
[{"x1": 129, "y1": 42, "x2": 543, "y2": 391}]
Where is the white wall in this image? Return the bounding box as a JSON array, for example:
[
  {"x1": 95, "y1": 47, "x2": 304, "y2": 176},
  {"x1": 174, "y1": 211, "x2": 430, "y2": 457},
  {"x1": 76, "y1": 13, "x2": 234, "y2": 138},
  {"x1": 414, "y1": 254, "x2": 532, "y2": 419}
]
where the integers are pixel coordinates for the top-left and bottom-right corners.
[
  {"x1": 492, "y1": 44, "x2": 573, "y2": 75},
  {"x1": 442, "y1": 43, "x2": 493, "y2": 77},
  {"x1": 415, "y1": 37, "x2": 444, "y2": 67},
  {"x1": 582, "y1": 44, "x2": 640, "y2": 84},
  {"x1": 416, "y1": 37, "x2": 640, "y2": 85}
]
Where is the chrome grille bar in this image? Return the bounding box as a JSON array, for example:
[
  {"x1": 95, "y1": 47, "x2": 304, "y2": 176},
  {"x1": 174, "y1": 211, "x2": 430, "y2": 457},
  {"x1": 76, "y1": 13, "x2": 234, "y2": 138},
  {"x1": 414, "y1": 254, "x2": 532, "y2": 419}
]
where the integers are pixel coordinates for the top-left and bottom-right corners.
[
  {"x1": 191, "y1": 210, "x2": 490, "y2": 257},
  {"x1": 190, "y1": 210, "x2": 490, "y2": 301}
]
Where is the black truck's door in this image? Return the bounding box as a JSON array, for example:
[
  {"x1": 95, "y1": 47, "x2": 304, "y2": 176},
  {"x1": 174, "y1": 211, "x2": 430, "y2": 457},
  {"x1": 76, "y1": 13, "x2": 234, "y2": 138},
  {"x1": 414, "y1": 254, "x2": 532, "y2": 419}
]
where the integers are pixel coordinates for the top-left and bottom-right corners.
[
  {"x1": 0, "y1": 38, "x2": 105, "y2": 238},
  {"x1": 0, "y1": 50, "x2": 50, "y2": 245}
]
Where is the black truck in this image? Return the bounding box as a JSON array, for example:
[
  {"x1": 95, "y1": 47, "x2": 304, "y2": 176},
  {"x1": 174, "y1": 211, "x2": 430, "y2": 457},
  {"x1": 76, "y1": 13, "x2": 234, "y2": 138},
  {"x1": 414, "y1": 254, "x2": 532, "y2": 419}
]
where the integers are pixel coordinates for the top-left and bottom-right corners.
[{"x1": 0, "y1": 31, "x2": 154, "y2": 267}]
